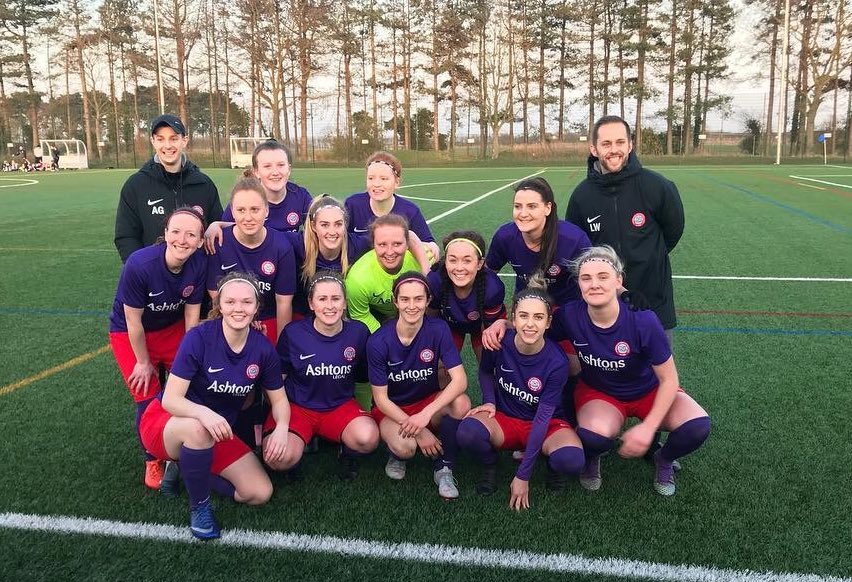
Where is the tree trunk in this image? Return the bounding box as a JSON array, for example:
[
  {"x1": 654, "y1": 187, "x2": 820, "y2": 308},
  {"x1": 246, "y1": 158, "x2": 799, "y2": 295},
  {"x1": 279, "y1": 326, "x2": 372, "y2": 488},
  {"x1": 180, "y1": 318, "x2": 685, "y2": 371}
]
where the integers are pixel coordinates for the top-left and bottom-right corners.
[
  {"x1": 507, "y1": 2, "x2": 514, "y2": 145},
  {"x1": 557, "y1": 11, "x2": 567, "y2": 141},
  {"x1": 72, "y1": 0, "x2": 93, "y2": 157},
  {"x1": 763, "y1": 0, "x2": 780, "y2": 156},
  {"x1": 665, "y1": 0, "x2": 677, "y2": 155},
  {"x1": 635, "y1": 0, "x2": 648, "y2": 153},
  {"x1": 392, "y1": 15, "x2": 399, "y2": 150},
  {"x1": 588, "y1": 0, "x2": 596, "y2": 134},
  {"x1": 432, "y1": 7, "x2": 439, "y2": 151},
  {"x1": 172, "y1": 0, "x2": 189, "y2": 132}
]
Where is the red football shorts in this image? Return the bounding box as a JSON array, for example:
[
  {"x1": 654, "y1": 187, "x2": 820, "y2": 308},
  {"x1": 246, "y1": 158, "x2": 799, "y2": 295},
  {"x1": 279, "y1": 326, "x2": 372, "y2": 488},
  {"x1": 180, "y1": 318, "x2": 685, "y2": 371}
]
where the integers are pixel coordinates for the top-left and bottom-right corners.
[
  {"x1": 493, "y1": 411, "x2": 572, "y2": 451},
  {"x1": 139, "y1": 399, "x2": 252, "y2": 474},
  {"x1": 371, "y1": 392, "x2": 439, "y2": 425},
  {"x1": 109, "y1": 320, "x2": 185, "y2": 403},
  {"x1": 263, "y1": 399, "x2": 370, "y2": 444},
  {"x1": 574, "y1": 381, "x2": 685, "y2": 420}
]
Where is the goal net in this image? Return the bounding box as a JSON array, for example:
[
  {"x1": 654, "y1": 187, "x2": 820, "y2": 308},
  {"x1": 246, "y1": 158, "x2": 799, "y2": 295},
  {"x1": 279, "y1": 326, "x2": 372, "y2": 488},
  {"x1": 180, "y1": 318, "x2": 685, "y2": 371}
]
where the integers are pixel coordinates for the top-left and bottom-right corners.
[
  {"x1": 39, "y1": 139, "x2": 89, "y2": 169},
  {"x1": 230, "y1": 137, "x2": 272, "y2": 169}
]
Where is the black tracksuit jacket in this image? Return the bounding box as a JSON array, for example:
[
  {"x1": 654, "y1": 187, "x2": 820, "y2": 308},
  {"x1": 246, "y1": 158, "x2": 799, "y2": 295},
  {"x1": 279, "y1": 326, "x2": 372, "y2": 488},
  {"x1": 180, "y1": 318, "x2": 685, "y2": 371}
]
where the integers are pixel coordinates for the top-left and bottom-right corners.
[
  {"x1": 114, "y1": 157, "x2": 223, "y2": 262},
  {"x1": 566, "y1": 152, "x2": 684, "y2": 329}
]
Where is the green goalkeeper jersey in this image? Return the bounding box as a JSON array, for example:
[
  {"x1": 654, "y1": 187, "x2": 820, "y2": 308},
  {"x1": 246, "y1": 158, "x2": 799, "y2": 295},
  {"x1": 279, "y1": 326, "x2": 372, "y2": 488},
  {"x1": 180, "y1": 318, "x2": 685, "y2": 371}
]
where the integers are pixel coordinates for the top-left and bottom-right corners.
[{"x1": 345, "y1": 250, "x2": 422, "y2": 333}]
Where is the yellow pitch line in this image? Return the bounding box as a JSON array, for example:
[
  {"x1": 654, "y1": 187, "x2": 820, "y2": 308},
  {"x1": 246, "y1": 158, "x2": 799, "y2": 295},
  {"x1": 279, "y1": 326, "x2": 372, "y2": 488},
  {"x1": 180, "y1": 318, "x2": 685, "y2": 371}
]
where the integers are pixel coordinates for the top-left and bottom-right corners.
[{"x1": 0, "y1": 345, "x2": 110, "y2": 398}]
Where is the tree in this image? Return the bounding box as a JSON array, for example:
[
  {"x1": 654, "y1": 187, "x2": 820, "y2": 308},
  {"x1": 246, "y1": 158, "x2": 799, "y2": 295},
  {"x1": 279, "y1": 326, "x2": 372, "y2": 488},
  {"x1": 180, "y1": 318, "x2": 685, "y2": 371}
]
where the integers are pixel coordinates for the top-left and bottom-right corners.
[{"x1": 0, "y1": 0, "x2": 58, "y2": 148}]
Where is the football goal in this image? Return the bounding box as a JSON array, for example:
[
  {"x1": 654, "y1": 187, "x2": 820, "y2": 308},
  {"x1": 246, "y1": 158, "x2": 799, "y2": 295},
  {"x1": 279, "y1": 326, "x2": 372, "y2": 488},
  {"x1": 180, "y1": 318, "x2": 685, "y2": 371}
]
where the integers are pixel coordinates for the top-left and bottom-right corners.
[
  {"x1": 39, "y1": 139, "x2": 89, "y2": 169},
  {"x1": 230, "y1": 136, "x2": 273, "y2": 169}
]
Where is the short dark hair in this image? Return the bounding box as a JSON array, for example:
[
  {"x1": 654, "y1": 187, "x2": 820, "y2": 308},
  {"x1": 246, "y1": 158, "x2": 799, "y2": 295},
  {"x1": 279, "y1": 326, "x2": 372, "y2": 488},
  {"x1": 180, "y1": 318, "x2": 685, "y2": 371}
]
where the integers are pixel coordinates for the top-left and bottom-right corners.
[{"x1": 591, "y1": 116, "x2": 632, "y2": 144}]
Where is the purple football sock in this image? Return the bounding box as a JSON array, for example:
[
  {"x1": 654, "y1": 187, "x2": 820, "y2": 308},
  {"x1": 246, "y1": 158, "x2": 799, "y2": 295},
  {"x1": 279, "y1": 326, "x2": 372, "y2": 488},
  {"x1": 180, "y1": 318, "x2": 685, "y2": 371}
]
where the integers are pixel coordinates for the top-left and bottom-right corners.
[
  {"x1": 576, "y1": 427, "x2": 615, "y2": 461},
  {"x1": 179, "y1": 445, "x2": 213, "y2": 508},
  {"x1": 456, "y1": 417, "x2": 498, "y2": 465},
  {"x1": 547, "y1": 446, "x2": 585, "y2": 475},
  {"x1": 434, "y1": 416, "x2": 461, "y2": 471},
  {"x1": 210, "y1": 474, "x2": 236, "y2": 500},
  {"x1": 660, "y1": 417, "x2": 711, "y2": 463},
  {"x1": 136, "y1": 399, "x2": 155, "y2": 461}
]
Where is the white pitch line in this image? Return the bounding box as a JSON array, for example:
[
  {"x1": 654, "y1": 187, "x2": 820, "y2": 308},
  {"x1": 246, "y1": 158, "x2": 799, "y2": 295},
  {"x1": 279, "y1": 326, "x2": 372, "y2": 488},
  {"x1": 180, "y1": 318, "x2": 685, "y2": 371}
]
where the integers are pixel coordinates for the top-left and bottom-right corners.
[
  {"x1": 398, "y1": 178, "x2": 512, "y2": 189},
  {"x1": 796, "y1": 182, "x2": 826, "y2": 190},
  {"x1": 496, "y1": 273, "x2": 852, "y2": 283},
  {"x1": 0, "y1": 178, "x2": 39, "y2": 188},
  {"x1": 402, "y1": 195, "x2": 465, "y2": 204},
  {"x1": 426, "y1": 169, "x2": 547, "y2": 224},
  {"x1": 0, "y1": 512, "x2": 847, "y2": 582},
  {"x1": 789, "y1": 175, "x2": 852, "y2": 190}
]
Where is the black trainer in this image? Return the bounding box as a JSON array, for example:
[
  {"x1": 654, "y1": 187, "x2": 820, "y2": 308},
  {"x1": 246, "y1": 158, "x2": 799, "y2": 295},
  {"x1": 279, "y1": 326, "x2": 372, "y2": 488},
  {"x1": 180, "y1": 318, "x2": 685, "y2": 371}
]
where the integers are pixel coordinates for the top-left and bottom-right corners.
[
  {"x1": 337, "y1": 450, "x2": 359, "y2": 482},
  {"x1": 545, "y1": 463, "x2": 567, "y2": 491},
  {"x1": 160, "y1": 461, "x2": 181, "y2": 498},
  {"x1": 476, "y1": 464, "x2": 498, "y2": 496}
]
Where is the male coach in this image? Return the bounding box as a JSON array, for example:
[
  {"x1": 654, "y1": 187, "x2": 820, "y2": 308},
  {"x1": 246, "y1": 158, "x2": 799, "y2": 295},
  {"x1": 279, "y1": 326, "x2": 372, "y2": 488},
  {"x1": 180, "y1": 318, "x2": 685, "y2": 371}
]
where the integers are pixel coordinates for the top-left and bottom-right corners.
[
  {"x1": 566, "y1": 115, "x2": 684, "y2": 346},
  {"x1": 114, "y1": 114, "x2": 222, "y2": 262}
]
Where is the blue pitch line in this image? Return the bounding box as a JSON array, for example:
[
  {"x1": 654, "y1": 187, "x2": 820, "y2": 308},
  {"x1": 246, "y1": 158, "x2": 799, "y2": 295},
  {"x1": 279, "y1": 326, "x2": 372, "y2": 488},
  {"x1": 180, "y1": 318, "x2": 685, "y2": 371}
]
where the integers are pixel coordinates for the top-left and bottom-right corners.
[
  {"x1": 706, "y1": 178, "x2": 852, "y2": 235},
  {"x1": 0, "y1": 307, "x2": 108, "y2": 317},
  {"x1": 2, "y1": 306, "x2": 850, "y2": 337},
  {"x1": 680, "y1": 325, "x2": 852, "y2": 337}
]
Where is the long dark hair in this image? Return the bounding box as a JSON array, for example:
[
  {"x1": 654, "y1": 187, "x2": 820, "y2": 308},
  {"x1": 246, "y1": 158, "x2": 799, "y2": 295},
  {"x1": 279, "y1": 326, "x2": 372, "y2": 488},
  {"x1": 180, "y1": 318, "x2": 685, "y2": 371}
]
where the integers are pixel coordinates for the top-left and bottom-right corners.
[
  {"x1": 513, "y1": 177, "x2": 558, "y2": 274},
  {"x1": 435, "y1": 231, "x2": 488, "y2": 329}
]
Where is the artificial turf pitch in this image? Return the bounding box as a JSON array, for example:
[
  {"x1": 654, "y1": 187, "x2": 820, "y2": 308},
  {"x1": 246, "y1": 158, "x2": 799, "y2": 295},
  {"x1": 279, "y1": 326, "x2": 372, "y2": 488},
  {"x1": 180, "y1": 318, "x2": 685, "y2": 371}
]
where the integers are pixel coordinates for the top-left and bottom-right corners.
[{"x1": 0, "y1": 163, "x2": 850, "y2": 581}]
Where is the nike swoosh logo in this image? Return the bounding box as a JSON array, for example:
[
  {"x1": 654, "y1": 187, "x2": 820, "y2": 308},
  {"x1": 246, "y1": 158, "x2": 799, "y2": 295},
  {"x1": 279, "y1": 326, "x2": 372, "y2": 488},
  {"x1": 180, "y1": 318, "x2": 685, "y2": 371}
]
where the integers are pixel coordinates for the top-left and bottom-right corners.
[
  {"x1": 148, "y1": 291, "x2": 164, "y2": 297},
  {"x1": 587, "y1": 215, "x2": 601, "y2": 223},
  {"x1": 299, "y1": 353, "x2": 316, "y2": 360},
  {"x1": 573, "y1": 342, "x2": 589, "y2": 347},
  {"x1": 207, "y1": 367, "x2": 224, "y2": 373},
  {"x1": 148, "y1": 198, "x2": 164, "y2": 206},
  {"x1": 388, "y1": 361, "x2": 403, "y2": 366},
  {"x1": 353, "y1": 227, "x2": 369, "y2": 233},
  {"x1": 509, "y1": 263, "x2": 523, "y2": 268},
  {"x1": 221, "y1": 263, "x2": 238, "y2": 270},
  {"x1": 191, "y1": 525, "x2": 215, "y2": 534},
  {"x1": 500, "y1": 365, "x2": 514, "y2": 372}
]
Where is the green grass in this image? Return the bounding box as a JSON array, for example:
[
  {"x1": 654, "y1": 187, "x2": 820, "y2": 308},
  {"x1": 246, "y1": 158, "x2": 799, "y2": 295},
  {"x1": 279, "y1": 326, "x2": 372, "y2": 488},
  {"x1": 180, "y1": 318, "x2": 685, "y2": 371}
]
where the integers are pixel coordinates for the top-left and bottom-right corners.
[{"x1": 1, "y1": 162, "x2": 851, "y2": 580}]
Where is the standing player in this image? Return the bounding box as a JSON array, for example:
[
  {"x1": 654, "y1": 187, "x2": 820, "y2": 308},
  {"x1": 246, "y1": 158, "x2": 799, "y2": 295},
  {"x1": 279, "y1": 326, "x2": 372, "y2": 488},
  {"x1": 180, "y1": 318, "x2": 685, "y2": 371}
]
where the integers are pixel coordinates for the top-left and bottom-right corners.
[
  {"x1": 109, "y1": 207, "x2": 208, "y2": 489},
  {"x1": 263, "y1": 272, "x2": 378, "y2": 480},
  {"x1": 206, "y1": 177, "x2": 296, "y2": 344},
  {"x1": 345, "y1": 151, "x2": 441, "y2": 262},
  {"x1": 550, "y1": 246, "x2": 710, "y2": 496},
  {"x1": 457, "y1": 276, "x2": 584, "y2": 510},
  {"x1": 345, "y1": 214, "x2": 429, "y2": 334},
  {"x1": 566, "y1": 115, "x2": 684, "y2": 346},
  {"x1": 368, "y1": 272, "x2": 470, "y2": 500},
  {"x1": 115, "y1": 114, "x2": 222, "y2": 262},
  {"x1": 139, "y1": 272, "x2": 290, "y2": 539},
  {"x1": 485, "y1": 177, "x2": 590, "y2": 310},
  {"x1": 427, "y1": 231, "x2": 506, "y2": 361},
  {"x1": 566, "y1": 115, "x2": 685, "y2": 458},
  {"x1": 205, "y1": 140, "x2": 312, "y2": 249}
]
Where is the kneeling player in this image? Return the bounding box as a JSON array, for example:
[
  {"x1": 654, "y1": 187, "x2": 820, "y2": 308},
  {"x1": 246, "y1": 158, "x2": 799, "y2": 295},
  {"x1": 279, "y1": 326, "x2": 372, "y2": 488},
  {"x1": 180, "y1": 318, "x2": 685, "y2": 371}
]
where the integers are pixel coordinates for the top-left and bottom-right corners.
[
  {"x1": 263, "y1": 271, "x2": 378, "y2": 479},
  {"x1": 368, "y1": 272, "x2": 470, "y2": 500},
  {"x1": 140, "y1": 273, "x2": 290, "y2": 540},
  {"x1": 457, "y1": 276, "x2": 584, "y2": 510}
]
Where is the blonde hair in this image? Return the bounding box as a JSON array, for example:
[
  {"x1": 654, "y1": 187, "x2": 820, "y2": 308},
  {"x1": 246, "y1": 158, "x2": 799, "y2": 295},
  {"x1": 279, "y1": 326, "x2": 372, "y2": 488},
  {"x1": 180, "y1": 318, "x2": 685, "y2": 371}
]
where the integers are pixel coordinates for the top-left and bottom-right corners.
[
  {"x1": 569, "y1": 245, "x2": 625, "y2": 278},
  {"x1": 302, "y1": 196, "x2": 350, "y2": 284}
]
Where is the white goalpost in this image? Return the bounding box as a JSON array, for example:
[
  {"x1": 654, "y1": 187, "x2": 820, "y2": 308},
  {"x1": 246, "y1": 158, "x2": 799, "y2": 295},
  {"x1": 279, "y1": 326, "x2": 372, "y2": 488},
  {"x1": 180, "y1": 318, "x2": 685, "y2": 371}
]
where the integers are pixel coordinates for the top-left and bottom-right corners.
[
  {"x1": 230, "y1": 137, "x2": 272, "y2": 169},
  {"x1": 39, "y1": 139, "x2": 89, "y2": 169}
]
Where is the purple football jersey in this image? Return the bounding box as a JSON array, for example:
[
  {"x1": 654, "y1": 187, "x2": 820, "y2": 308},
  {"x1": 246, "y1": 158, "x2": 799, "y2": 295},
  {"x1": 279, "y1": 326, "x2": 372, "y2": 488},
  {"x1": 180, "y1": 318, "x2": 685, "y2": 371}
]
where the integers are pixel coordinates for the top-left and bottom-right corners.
[
  {"x1": 110, "y1": 244, "x2": 206, "y2": 332},
  {"x1": 277, "y1": 318, "x2": 370, "y2": 411},
  {"x1": 286, "y1": 231, "x2": 371, "y2": 316},
  {"x1": 222, "y1": 181, "x2": 312, "y2": 232},
  {"x1": 206, "y1": 226, "x2": 297, "y2": 320},
  {"x1": 344, "y1": 191, "x2": 435, "y2": 242},
  {"x1": 367, "y1": 317, "x2": 462, "y2": 406},
  {"x1": 169, "y1": 320, "x2": 283, "y2": 426},
  {"x1": 478, "y1": 330, "x2": 568, "y2": 421},
  {"x1": 486, "y1": 220, "x2": 590, "y2": 306},
  {"x1": 549, "y1": 299, "x2": 672, "y2": 400},
  {"x1": 427, "y1": 268, "x2": 506, "y2": 337}
]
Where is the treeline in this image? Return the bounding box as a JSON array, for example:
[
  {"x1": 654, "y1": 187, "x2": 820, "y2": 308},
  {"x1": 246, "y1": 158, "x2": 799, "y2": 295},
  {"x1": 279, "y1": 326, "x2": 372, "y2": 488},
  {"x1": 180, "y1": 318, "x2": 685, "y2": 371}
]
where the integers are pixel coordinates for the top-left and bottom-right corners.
[{"x1": 0, "y1": 0, "x2": 849, "y2": 162}]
